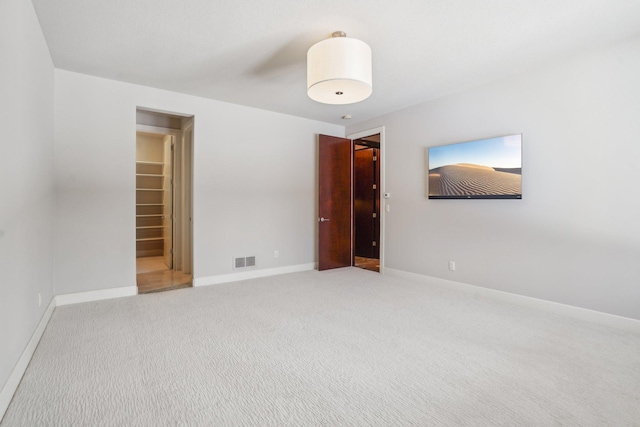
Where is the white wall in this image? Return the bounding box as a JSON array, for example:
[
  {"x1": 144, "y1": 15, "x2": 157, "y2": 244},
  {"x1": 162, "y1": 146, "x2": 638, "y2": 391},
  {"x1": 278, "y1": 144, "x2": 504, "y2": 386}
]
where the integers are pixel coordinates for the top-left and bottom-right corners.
[
  {"x1": 0, "y1": 0, "x2": 54, "y2": 394},
  {"x1": 348, "y1": 36, "x2": 640, "y2": 320},
  {"x1": 54, "y1": 70, "x2": 343, "y2": 295}
]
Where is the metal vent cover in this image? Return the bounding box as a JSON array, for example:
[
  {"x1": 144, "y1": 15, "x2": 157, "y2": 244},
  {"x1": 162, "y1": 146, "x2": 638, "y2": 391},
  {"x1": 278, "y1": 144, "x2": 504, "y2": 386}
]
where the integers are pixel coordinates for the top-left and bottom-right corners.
[
  {"x1": 234, "y1": 257, "x2": 245, "y2": 269},
  {"x1": 234, "y1": 256, "x2": 256, "y2": 269}
]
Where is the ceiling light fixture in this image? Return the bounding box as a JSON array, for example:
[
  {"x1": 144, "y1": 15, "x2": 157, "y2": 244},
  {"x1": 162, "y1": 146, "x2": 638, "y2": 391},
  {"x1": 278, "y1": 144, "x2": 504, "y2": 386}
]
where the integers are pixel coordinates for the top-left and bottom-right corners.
[{"x1": 307, "y1": 31, "x2": 372, "y2": 105}]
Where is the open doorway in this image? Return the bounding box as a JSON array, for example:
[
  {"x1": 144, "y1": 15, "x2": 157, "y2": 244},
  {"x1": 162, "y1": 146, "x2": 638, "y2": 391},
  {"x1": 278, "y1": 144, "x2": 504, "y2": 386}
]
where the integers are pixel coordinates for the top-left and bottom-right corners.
[
  {"x1": 353, "y1": 134, "x2": 381, "y2": 272},
  {"x1": 135, "y1": 109, "x2": 193, "y2": 293},
  {"x1": 318, "y1": 129, "x2": 384, "y2": 273}
]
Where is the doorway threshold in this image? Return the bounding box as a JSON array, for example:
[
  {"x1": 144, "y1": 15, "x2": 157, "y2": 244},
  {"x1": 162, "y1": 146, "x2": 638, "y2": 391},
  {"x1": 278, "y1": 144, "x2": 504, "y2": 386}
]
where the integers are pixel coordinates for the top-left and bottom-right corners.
[{"x1": 354, "y1": 256, "x2": 380, "y2": 273}]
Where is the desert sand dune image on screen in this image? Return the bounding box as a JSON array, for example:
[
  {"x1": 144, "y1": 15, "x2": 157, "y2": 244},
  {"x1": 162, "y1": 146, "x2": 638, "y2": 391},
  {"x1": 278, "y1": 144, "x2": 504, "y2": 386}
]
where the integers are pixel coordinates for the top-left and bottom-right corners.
[{"x1": 429, "y1": 163, "x2": 521, "y2": 198}]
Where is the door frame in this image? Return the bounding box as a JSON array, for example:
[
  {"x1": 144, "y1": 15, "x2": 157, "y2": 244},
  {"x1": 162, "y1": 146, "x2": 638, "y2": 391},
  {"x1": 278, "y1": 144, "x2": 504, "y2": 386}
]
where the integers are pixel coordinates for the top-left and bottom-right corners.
[{"x1": 347, "y1": 127, "x2": 385, "y2": 274}]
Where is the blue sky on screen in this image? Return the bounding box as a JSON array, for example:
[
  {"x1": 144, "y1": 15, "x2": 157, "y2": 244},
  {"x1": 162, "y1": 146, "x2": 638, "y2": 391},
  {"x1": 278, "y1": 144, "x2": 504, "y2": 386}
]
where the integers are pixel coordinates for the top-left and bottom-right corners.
[{"x1": 428, "y1": 134, "x2": 522, "y2": 170}]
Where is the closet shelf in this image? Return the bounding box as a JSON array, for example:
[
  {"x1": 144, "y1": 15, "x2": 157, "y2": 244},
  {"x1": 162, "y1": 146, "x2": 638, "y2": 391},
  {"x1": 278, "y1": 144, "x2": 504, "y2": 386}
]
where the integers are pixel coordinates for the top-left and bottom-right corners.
[
  {"x1": 136, "y1": 148, "x2": 167, "y2": 258},
  {"x1": 136, "y1": 161, "x2": 164, "y2": 165}
]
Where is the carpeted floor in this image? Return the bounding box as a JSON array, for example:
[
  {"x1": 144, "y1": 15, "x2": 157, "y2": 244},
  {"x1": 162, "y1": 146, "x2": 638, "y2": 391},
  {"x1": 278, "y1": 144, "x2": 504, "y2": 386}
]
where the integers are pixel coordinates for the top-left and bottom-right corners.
[{"x1": 3, "y1": 268, "x2": 640, "y2": 426}]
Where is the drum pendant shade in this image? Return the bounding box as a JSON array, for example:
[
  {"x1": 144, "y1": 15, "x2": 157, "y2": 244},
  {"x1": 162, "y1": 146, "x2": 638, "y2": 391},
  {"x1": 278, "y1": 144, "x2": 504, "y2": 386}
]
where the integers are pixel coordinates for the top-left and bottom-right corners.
[{"x1": 307, "y1": 33, "x2": 372, "y2": 105}]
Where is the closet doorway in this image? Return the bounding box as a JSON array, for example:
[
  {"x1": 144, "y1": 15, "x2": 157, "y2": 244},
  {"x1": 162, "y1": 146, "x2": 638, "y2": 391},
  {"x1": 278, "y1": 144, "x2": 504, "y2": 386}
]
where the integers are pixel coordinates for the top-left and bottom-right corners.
[
  {"x1": 135, "y1": 109, "x2": 193, "y2": 293},
  {"x1": 353, "y1": 134, "x2": 381, "y2": 272}
]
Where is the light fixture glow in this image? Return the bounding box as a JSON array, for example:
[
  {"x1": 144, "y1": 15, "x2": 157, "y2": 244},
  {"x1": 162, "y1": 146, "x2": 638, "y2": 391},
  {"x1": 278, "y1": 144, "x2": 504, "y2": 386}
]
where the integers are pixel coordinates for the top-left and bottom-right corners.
[{"x1": 307, "y1": 32, "x2": 372, "y2": 105}]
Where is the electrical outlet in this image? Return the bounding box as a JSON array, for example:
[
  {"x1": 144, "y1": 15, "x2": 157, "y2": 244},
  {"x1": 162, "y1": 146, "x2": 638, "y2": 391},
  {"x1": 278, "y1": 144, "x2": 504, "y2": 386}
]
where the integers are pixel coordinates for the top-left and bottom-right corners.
[
  {"x1": 274, "y1": 250, "x2": 279, "y2": 258},
  {"x1": 448, "y1": 261, "x2": 456, "y2": 271}
]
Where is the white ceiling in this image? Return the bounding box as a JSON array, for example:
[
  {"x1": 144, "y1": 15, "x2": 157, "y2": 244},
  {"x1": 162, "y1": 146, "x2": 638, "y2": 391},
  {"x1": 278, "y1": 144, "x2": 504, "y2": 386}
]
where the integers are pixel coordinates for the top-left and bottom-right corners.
[{"x1": 32, "y1": 0, "x2": 640, "y2": 125}]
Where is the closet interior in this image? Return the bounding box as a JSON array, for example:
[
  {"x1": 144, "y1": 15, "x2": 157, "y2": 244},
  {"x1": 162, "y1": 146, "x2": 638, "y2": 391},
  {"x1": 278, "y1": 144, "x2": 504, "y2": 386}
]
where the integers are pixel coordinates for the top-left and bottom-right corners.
[
  {"x1": 135, "y1": 109, "x2": 193, "y2": 293},
  {"x1": 136, "y1": 133, "x2": 170, "y2": 260},
  {"x1": 353, "y1": 134, "x2": 381, "y2": 273}
]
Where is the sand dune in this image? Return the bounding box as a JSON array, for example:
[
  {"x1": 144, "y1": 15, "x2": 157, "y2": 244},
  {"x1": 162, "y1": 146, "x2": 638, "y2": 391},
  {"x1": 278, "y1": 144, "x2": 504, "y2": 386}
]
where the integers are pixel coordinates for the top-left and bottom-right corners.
[
  {"x1": 429, "y1": 164, "x2": 521, "y2": 197},
  {"x1": 453, "y1": 163, "x2": 495, "y2": 171}
]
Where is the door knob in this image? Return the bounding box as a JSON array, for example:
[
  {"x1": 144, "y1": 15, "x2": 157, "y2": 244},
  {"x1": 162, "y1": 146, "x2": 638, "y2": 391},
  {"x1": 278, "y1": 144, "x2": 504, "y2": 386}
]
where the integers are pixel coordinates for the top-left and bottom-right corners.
[{"x1": 319, "y1": 217, "x2": 330, "y2": 222}]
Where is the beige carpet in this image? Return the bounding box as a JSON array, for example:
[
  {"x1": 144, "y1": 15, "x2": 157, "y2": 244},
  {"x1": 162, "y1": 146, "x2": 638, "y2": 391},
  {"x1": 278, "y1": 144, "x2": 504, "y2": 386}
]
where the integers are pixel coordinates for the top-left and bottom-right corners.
[{"x1": 3, "y1": 268, "x2": 639, "y2": 426}]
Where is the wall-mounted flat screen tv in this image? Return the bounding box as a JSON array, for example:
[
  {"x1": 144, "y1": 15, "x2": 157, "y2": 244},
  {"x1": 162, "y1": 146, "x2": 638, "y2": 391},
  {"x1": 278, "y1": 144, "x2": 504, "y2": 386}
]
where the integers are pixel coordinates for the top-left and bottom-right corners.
[{"x1": 427, "y1": 134, "x2": 522, "y2": 199}]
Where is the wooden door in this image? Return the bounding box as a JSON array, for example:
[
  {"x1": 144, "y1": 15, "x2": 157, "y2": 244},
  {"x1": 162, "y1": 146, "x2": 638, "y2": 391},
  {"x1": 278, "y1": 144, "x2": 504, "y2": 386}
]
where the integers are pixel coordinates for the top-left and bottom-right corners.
[
  {"x1": 162, "y1": 136, "x2": 173, "y2": 269},
  {"x1": 318, "y1": 134, "x2": 352, "y2": 270},
  {"x1": 181, "y1": 120, "x2": 193, "y2": 275},
  {"x1": 373, "y1": 147, "x2": 380, "y2": 259}
]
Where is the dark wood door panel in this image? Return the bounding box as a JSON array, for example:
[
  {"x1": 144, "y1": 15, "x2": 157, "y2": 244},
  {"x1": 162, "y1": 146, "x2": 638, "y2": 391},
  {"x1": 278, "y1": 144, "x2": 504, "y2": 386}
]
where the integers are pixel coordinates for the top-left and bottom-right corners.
[
  {"x1": 354, "y1": 148, "x2": 375, "y2": 258},
  {"x1": 373, "y1": 148, "x2": 380, "y2": 259},
  {"x1": 318, "y1": 135, "x2": 352, "y2": 270}
]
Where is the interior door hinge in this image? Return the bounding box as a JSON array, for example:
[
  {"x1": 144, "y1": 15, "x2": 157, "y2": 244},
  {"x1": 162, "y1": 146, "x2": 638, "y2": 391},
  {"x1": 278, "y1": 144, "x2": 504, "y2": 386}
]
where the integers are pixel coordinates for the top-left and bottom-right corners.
[
  {"x1": 373, "y1": 156, "x2": 377, "y2": 161},
  {"x1": 372, "y1": 184, "x2": 377, "y2": 190},
  {"x1": 372, "y1": 241, "x2": 377, "y2": 247},
  {"x1": 372, "y1": 212, "x2": 377, "y2": 218}
]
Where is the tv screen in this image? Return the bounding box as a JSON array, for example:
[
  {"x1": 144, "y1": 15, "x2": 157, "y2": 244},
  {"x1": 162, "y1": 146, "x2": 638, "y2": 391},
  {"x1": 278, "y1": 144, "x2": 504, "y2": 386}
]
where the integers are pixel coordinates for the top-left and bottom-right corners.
[{"x1": 427, "y1": 134, "x2": 522, "y2": 199}]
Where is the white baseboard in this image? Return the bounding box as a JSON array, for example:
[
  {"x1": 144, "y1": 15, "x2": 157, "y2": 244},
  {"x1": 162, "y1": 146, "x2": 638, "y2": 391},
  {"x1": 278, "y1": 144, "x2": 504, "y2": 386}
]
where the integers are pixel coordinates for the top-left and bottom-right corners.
[
  {"x1": 0, "y1": 298, "x2": 56, "y2": 421},
  {"x1": 1, "y1": 285, "x2": 138, "y2": 420},
  {"x1": 55, "y1": 285, "x2": 137, "y2": 306},
  {"x1": 194, "y1": 263, "x2": 316, "y2": 287},
  {"x1": 385, "y1": 268, "x2": 640, "y2": 333}
]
